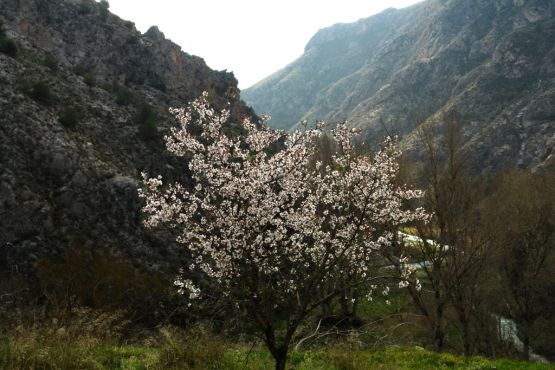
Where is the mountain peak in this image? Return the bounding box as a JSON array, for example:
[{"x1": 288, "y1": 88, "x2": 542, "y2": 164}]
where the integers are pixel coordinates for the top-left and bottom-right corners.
[
  {"x1": 304, "y1": 7, "x2": 402, "y2": 52},
  {"x1": 145, "y1": 25, "x2": 165, "y2": 41}
]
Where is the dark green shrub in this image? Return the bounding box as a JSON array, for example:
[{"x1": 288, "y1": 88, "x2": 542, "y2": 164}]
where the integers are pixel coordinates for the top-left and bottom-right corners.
[
  {"x1": 111, "y1": 84, "x2": 134, "y2": 105},
  {"x1": 99, "y1": 0, "x2": 110, "y2": 20},
  {"x1": 134, "y1": 103, "x2": 158, "y2": 140},
  {"x1": 42, "y1": 53, "x2": 59, "y2": 72},
  {"x1": 0, "y1": 24, "x2": 18, "y2": 57},
  {"x1": 26, "y1": 81, "x2": 53, "y2": 104},
  {"x1": 83, "y1": 73, "x2": 95, "y2": 87},
  {"x1": 78, "y1": 3, "x2": 92, "y2": 15},
  {"x1": 125, "y1": 70, "x2": 145, "y2": 85},
  {"x1": 126, "y1": 35, "x2": 139, "y2": 45},
  {"x1": 148, "y1": 77, "x2": 167, "y2": 92},
  {"x1": 0, "y1": 38, "x2": 18, "y2": 57},
  {"x1": 123, "y1": 20, "x2": 134, "y2": 29},
  {"x1": 73, "y1": 63, "x2": 87, "y2": 76},
  {"x1": 73, "y1": 64, "x2": 95, "y2": 86},
  {"x1": 59, "y1": 106, "x2": 79, "y2": 128}
]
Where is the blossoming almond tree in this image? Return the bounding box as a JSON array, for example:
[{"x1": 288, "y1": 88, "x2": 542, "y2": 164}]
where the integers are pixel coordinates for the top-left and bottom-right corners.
[{"x1": 140, "y1": 93, "x2": 427, "y2": 370}]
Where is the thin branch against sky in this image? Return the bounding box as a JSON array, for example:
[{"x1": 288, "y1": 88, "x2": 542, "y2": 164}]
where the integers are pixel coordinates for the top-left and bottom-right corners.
[{"x1": 106, "y1": 0, "x2": 423, "y2": 88}]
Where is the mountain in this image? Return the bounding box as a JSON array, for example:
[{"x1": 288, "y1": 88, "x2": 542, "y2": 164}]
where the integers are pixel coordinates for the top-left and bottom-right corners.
[
  {"x1": 0, "y1": 0, "x2": 254, "y2": 274},
  {"x1": 243, "y1": 0, "x2": 555, "y2": 173}
]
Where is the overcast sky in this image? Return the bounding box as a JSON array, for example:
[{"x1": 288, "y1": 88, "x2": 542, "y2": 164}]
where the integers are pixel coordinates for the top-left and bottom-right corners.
[{"x1": 107, "y1": 0, "x2": 423, "y2": 89}]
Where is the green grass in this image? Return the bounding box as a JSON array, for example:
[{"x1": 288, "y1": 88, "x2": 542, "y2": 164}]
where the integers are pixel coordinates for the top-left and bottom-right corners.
[
  {"x1": 0, "y1": 333, "x2": 550, "y2": 370},
  {"x1": 0, "y1": 335, "x2": 159, "y2": 370},
  {"x1": 234, "y1": 347, "x2": 553, "y2": 370},
  {"x1": 90, "y1": 346, "x2": 159, "y2": 369}
]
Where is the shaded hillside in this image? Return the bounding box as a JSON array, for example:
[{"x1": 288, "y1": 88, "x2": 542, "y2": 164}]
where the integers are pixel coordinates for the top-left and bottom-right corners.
[
  {"x1": 243, "y1": 0, "x2": 555, "y2": 172},
  {"x1": 0, "y1": 0, "x2": 253, "y2": 275}
]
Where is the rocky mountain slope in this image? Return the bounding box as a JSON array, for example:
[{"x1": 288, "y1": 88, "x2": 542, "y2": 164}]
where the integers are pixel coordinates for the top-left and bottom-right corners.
[
  {"x1": 243, "y1": 0, "x2": 555, "y2": 172},
  {"x1": 0, "y1": 0, "x2": 253, "y2": 275}
]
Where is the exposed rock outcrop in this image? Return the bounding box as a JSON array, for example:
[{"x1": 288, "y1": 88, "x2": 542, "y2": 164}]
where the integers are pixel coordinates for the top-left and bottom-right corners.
[{"x1": 0, "y1": 0, "x2": 254, "y2": 274}]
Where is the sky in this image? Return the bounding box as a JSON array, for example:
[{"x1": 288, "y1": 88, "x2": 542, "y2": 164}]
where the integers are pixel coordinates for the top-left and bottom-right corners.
[{"x1": 106, "y1": 0, "x2": 423, "y2": 89}]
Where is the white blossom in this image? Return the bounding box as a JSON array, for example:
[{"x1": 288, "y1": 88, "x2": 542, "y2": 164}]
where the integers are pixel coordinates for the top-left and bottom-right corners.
[{"x1": 140, "y1": 92, "x2": 427, "y2": 302}]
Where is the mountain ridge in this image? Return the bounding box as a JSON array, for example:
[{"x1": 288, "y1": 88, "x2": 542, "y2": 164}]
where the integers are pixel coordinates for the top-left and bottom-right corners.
[{"x1": 243, "y1": 0, "x2": 555, "y2": 173}]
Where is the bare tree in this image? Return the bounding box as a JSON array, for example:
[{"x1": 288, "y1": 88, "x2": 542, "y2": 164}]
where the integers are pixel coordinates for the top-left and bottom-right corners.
[
  {"x1": 392, "y1": 112, "x2": 488, "y2": 354},
  {"x1": 482, "y1": 169, "x2": 555, "y2": 360}
]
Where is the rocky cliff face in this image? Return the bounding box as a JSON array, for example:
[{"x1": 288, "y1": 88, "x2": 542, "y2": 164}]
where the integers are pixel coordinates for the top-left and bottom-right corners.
[
  {"x1": 243, "y1": 0, "x2": 555, "y2": 173},
  {"x1": 0, "y1": 0, "x2": 253, "y2": 274}
]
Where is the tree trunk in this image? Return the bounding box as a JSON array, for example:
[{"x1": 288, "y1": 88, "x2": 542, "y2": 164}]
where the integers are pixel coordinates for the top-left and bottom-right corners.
[
  {"x1": 352, "y1": 288, "x2": 360, "y2": 317},
  {"x1": 322, "y1": 280, "x2": 334, "y2": 317},
  {"x1": 322, "y1": 299, "x2": 332, "y2": 317},
  {"x1": 434, "y1": 292, "x2": 445, "y2": 352},
  {"x1": 434, "y1": 324, "x2": 445, "y2": 352},
  {"x1": 462, "y1": 318, "x2": 470, "y2": 356},
  {"x1": 455, "y1": 303, "x2": 471, "y2": 356},
  {"x1": 273, "y1": 348, "x2": 287, "y2": 370},
  {"x1": 255, "y1": 310, "x2": 289, "y2": 370},
  {"x1": 522, "y1": 322, "x2": 530, "y2": 361},
  {"x1": 478, "y1": 317, "x2": 492, "y2": 357},
  {"x1": 266, "y1": 339, "x2": 289, "y2": 370}
]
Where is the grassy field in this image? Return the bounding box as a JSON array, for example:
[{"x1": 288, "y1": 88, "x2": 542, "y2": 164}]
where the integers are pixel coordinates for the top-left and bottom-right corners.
[{"x1": 1, "y1": 333, "x2": 552, "y2": 370}]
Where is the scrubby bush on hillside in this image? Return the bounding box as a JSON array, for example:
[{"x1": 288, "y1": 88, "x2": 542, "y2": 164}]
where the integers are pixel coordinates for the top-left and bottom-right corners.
[
  {"x1": 124, "y1": 70, "x2": 146, "y2": 85},
  {"x1": 42, "y1": 53, "x2": 59, "y2": 72},
  {"x1": 36, "y1": 243, "x2": 174, "y2": 326},
  {"x1": 72, "y1": 63, "x2": 87, "y2": 76},
  {"x1": 110, "y1": 84, "x2": 135, "y2": 105},
  {"x1": 83, "y1": 73, "x2": 95, "y2": 87},
  {"x1": 126, "y1": 35, "x2": 139, "y2": 45},
  {"x1": 98, "y1": 0, "x2": 110, "y2": 20},
  {"x1": 134, "y1": 103, "x2": 158, "y2": 140},
  {"x1": 77, "y1": 3, "x2": 92, "y2": 15},
  {"x1": 0, "y1": 37, "x2": 18, "y2": 57},
  {"x1": 25, "y1": 81, "x2": 53, "y2": 104},
  {"x1": 58, "y1": 106, "x2": 79, "y2": 128},
  {"x1": 0, "y1": 22, "x2": 18, "y2": 57},
  {"x1": 72, "y1": 63, "x2": 95, "y2": 86},
  {"x1": 148, "y1": 76, "x2": 167, "y2": 92}
]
